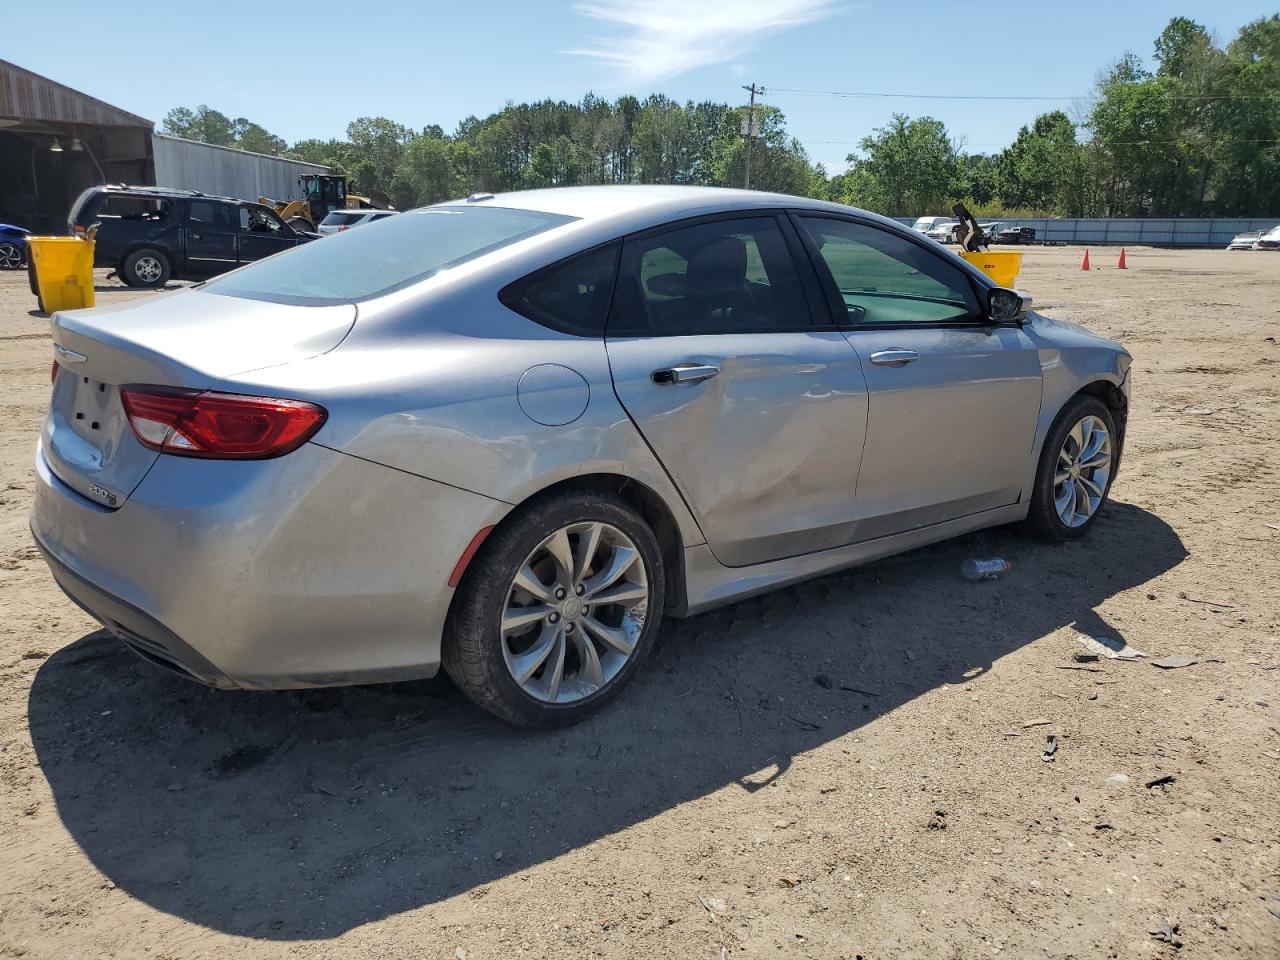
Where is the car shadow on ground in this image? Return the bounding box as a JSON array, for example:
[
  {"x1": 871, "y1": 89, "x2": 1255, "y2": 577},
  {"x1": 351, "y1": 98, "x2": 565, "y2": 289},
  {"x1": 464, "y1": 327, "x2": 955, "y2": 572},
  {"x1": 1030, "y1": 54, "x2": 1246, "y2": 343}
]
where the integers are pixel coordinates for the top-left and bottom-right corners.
[{"x1": 28, "y1": 501, "x2": 1185, "y2": 940}]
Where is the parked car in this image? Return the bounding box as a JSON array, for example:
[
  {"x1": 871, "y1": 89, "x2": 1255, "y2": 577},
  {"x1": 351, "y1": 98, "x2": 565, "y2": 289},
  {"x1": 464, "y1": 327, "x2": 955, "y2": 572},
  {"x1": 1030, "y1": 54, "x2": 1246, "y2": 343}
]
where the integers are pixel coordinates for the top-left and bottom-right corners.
[
  {"x1": 912, "y1": 216, "x2": 956, "y2": 234},
  {"x1": 317, "y1": 208, "x2": 398, "y2": 235},
  {"x1": 32, "y1": 186, "x2": 1130, "y2": 727},
  {"x1": 925, "y1": 221, "x2": 960, "y2": 243},
  {"x1": 1225, "y1": 230, "x2": 1264, "y2": 250},
  {"x1": 994, "y1": 226, "x2": 1037, "y2": 245},
  {"x1": 1252, "y1": 225, "x2": 1280, "y2": 250},
  {"x1": 67, "y1": 185, "x2": 316, "y2": 288},
  {"x1": 0, "y1": 222, "x2": 31, "y2": 269}
]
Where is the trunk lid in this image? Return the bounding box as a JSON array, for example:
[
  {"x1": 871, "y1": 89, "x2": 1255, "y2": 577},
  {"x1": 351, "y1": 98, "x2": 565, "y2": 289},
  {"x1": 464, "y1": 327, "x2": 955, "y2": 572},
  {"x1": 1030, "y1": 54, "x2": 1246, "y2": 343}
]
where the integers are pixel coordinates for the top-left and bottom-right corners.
[{"x1": 43, "y1": 289, "x2": 355, "y2": 508}]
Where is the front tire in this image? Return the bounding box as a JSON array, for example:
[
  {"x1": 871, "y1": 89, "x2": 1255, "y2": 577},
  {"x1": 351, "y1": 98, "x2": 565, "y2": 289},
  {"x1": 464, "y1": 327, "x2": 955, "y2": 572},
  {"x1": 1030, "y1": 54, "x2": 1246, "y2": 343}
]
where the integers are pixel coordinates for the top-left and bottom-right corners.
[
  {"x1": 1025, "y1": 395, "x2": 1117, "y2": 542},
  {"x1": 123, "y1": 248, "x2": 171, "y2": 288},
  {"x1": 0, "y1": 241, "x2": 24, "y2": 270},
  {"x1": 443, "y1": 491, "x2": 665, "y2": 727}
]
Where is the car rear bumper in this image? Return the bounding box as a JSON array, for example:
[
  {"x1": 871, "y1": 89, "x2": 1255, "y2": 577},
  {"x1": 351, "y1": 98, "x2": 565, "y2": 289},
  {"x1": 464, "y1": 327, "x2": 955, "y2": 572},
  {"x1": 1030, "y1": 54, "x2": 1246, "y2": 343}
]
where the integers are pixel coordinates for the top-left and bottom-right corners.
[{"x1": 31, "y1": 439, "x2": 509, "y2": 689}]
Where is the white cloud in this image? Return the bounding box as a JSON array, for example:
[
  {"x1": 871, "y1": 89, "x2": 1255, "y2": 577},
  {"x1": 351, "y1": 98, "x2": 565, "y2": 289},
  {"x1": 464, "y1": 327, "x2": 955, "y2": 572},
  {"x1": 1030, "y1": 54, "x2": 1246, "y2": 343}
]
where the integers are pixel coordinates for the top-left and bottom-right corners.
[{"x1": 566, "y1": 0, "x2": 843, "y2": 85}]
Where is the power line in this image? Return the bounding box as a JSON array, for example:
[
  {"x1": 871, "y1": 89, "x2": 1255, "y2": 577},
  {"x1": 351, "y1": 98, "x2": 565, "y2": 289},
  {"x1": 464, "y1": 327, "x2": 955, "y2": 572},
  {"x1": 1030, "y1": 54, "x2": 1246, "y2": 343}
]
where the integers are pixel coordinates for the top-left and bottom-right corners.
[
  {"x1": 808, "y1": 138, "x2": 1280, "y2": 146},
  {"x1": 767, "y1": 86, "x2": 1280, "y2": 101}
]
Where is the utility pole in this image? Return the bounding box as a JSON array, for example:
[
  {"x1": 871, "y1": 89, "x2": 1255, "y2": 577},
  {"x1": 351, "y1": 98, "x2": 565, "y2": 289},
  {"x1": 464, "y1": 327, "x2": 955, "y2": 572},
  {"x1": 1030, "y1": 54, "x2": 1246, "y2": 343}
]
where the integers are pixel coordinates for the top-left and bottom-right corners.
[{"x1": 741, "y1": 83, "x2": 763, "y2": 190}]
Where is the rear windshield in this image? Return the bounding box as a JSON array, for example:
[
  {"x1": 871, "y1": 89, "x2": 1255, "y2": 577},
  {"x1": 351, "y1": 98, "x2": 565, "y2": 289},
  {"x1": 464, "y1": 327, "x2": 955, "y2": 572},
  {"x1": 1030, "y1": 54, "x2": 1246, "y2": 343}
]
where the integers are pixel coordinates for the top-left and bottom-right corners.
[
  {"x1": 205, "y1": 206, "x2": 576, "y2": 305},
  {"x1": 321, "y1": 211, "x2": 366, "y2": 225}
]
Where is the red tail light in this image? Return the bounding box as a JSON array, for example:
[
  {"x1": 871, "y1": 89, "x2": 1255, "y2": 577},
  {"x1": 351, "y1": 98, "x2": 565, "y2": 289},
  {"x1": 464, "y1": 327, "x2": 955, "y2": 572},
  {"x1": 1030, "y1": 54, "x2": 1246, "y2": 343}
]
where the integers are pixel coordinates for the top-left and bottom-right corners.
[{"x1": 120, "y1": 386, "x2": 327, "y2": 459}]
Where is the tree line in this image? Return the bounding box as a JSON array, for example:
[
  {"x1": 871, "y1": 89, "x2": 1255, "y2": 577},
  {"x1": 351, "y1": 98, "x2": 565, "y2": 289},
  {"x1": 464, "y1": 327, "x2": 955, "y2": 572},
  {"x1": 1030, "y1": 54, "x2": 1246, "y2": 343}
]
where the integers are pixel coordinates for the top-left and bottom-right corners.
[{"x1": 162, "y1": 15, "x2": 1280, "y2": 218}]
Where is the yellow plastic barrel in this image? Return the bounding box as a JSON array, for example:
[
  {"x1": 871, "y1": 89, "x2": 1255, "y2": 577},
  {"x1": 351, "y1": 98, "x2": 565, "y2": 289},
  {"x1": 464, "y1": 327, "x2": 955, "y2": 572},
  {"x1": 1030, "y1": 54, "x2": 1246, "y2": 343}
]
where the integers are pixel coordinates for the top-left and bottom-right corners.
[
  {"x1": 29, "y1": 236, "x2": 95, "y2": 312},
  {"x1": 960, "y1": 250, "x2": 1022, "y2": 288}
]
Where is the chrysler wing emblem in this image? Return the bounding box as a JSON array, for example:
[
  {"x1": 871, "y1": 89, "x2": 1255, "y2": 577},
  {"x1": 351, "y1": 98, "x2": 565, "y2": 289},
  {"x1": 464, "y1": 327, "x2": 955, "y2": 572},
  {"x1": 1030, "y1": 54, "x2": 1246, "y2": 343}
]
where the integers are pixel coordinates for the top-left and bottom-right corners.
[{"x1": 54, "y1": 344, "x2": 87, "y2": 364}]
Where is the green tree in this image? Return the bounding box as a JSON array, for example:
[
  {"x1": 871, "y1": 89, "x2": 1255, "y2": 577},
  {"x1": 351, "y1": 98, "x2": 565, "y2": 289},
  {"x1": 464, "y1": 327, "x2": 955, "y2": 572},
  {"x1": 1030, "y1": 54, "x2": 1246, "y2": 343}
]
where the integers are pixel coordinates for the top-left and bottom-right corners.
[{"x1": 835, "y1": 114, "x2": 958, "y2": 216}]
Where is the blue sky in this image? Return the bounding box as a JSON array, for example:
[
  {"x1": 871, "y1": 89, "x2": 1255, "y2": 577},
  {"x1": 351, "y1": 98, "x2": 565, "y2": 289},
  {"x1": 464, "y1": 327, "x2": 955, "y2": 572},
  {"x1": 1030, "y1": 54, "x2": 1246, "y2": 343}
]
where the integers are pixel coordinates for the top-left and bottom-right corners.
[{"x1": 5, "y1": 1, "x2": 1276, "y2": 171}]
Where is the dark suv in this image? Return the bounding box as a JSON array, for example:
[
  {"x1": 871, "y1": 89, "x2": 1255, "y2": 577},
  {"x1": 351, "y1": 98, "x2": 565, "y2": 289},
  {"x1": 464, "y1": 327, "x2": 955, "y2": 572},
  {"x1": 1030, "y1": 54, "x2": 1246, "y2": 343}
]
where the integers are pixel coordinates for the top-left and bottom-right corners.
[{"x1": 68, "y1": 185, "x2": 316, "y2": 287}]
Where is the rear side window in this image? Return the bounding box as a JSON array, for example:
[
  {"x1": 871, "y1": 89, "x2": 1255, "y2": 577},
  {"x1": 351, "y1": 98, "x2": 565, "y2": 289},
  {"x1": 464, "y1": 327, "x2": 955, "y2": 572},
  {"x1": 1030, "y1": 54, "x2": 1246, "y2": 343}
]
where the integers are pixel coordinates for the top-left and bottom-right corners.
[
  {"x1": 205, "y1": 206, "x2": 575, "y2": 305},
  {"x1": 188, "y1": 200, "x2": 235, "y2": 229},
  {"x1": 609, "y1": 216, "x2": 811, "y2": 336},
  {"x1": 90, "y1": 195, "x2": 170, "y2": 223},
  {"x1": 500, "y1": 243, "x2": 619, "y2": 336}
]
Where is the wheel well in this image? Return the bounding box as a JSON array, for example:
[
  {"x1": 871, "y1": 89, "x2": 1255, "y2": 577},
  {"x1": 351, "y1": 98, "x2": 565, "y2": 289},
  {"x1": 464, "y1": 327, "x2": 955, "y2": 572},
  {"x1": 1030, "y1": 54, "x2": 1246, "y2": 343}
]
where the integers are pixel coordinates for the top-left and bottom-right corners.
[
  {"x1": 1074, "y1": 379, "x2": 1129, "y2": 457},
  {"x1": 501, "y1": 474, "x2": 687, "y2": 615}
]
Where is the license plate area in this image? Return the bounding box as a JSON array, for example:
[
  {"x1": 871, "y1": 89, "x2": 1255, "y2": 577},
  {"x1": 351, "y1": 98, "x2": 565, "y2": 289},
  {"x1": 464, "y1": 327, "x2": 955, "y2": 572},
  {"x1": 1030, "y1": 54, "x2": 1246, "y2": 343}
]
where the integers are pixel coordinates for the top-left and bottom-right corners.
[{"x1": 66, "y1": 373, "x2": 120, "y2": 443}]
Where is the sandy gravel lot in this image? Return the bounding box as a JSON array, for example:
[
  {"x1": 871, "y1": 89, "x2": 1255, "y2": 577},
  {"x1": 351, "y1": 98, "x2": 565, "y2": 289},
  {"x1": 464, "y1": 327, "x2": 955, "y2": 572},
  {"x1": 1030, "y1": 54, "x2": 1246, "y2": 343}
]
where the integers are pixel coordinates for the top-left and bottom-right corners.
[{"x1": 0, "y1": 248, "x2": 1277, "y2": 960}]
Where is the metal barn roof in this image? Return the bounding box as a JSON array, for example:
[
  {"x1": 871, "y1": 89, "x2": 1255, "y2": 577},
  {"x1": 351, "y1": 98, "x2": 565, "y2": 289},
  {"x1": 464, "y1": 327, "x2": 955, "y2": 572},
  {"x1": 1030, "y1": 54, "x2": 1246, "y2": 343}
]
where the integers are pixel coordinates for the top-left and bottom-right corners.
[{"x1": 0, "y1": 59, "x2": 152, "y2": 127}]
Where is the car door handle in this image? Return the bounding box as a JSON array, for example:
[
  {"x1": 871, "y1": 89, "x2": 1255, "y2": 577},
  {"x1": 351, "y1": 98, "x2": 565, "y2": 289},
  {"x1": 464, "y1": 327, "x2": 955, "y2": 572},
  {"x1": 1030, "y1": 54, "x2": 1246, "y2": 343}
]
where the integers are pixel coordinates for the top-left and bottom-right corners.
[
  {"x1": 869, "y1": 349, "x2": 919, "y2": 367},
  {"x1": 652, "y1": 363, "x2": 721, "y2": 385}
]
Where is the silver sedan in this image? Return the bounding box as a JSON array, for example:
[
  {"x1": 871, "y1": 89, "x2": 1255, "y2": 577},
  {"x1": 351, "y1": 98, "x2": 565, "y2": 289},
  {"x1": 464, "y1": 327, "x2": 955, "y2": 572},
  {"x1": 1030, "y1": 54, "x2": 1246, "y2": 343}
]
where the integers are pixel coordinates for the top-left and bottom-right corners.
[{"x1": 32, "y1": 186, "x2": 1130, "y2": 726}]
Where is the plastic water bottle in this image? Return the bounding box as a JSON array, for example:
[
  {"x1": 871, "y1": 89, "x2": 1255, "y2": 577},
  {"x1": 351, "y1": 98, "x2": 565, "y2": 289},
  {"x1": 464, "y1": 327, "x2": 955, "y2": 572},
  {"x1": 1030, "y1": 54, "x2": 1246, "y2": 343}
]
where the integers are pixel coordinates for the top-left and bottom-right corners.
[{"x1": 961, "y1": 558, "x2": 1012, "y2": 582}]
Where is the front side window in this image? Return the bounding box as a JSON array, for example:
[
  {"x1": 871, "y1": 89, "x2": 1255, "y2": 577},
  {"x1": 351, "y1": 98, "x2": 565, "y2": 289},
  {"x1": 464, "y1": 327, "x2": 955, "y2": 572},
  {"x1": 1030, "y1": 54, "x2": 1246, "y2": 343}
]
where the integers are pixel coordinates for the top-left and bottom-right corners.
[
  {"x1": 205, "y1": 205, "x2": 576, "y2": 305},
  {"x1": 500, "y1": 243, "x2": 619, "y2": 336},
  {"x1": 240, "y1": 206, "x2": 285, "y2": 234},
  {"x1": 797, "y1": 217, "x2": 981, "y2": 326},
  {"x1": 610, "y1": 216, "x2": 810, "y2": 336}
]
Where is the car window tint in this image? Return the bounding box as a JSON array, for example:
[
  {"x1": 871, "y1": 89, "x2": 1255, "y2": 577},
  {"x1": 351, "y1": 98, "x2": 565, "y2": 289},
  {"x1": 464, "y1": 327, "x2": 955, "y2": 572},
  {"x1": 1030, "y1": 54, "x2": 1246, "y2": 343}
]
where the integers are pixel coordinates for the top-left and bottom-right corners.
[
  {"x1": 188, "y1": 201, "x2": 235, "y2": 229},
  {"x1": 611, "y1": 217, "x2": 810, "y2": 336},
  {"x1": 205, "y1": 206, "x2": 576, "y2": 306},
  {"x1": 500, "y1": 243, "x2": 619, "y2": 336},
  {"x1": 239, "y1": 206, "x2": 286, "y2": 235},
  {"x1": 97, "y1": 196, "x2": 169, "y2": 222},
  {"x1": 798, "y1": 217, "x2": 980, "y2": 325}
]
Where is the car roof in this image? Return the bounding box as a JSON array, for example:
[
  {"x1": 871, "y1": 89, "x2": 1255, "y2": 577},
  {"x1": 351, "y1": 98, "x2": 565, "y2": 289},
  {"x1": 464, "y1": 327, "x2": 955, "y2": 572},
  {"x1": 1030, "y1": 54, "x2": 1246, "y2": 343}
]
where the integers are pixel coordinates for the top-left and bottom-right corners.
[
  {"x1": 91, "y1": 184, "x2": 241, "y2": 203},
  {"x1": 437, "y1": 185, "x2": 902, "y2": 238}
]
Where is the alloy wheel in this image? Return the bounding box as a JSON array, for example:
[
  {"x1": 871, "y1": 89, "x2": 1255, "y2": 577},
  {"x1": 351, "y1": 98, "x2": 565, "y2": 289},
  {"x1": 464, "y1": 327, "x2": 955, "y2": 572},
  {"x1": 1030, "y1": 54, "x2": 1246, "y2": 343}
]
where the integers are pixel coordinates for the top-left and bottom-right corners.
[
  {"x1": 501, "y1": 521, "x2": 649, "y2": 704},
  {"x1": 135, "y1": 256, "x2": 162, "y2": 283},
  {"x1": 1054, "y1": 415, "x2": 1112, "y2": 528},
  {"x1": 0, "y1": 243, "x2": 23, "y2": 269}
]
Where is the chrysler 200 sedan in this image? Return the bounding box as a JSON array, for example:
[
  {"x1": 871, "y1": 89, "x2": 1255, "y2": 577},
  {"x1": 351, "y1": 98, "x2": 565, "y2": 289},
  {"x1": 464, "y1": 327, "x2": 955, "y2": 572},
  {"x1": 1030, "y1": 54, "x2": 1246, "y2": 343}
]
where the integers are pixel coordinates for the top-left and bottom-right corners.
[{"x1": 32, "y1": 186, "x2": 1130, "y2": 726}]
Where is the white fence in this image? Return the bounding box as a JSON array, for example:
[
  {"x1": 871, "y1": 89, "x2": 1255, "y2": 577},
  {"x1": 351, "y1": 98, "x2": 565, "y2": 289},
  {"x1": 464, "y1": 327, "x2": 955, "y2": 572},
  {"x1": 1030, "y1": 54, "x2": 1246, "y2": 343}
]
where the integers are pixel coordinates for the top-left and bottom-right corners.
[{"x1": 890, "y1": 215, "x2": 1277, "y2": 247}]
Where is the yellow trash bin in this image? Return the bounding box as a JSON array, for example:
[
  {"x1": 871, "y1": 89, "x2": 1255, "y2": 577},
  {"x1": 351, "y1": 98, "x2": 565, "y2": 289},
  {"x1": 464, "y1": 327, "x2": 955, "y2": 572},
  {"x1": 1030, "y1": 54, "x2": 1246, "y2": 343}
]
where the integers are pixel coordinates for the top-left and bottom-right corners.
[
  {"x1": 29, "y1": 236, "x2": 95, "y2": 313},
  {"x1": 960, "y1": 250, "x2": 1022, "y2": 288}
]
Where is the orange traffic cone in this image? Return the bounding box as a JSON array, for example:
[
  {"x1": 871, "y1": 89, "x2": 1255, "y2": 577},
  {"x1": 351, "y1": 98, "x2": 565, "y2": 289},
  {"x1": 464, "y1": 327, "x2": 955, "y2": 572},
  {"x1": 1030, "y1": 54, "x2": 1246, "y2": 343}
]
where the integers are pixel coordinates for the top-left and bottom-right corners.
[
  {"x1": 1081, "y1": 249, "x2": 1091, "y2": 271},
  {"x1": 1117, "y1": 248, "x2": 1127, "y2": 269}
]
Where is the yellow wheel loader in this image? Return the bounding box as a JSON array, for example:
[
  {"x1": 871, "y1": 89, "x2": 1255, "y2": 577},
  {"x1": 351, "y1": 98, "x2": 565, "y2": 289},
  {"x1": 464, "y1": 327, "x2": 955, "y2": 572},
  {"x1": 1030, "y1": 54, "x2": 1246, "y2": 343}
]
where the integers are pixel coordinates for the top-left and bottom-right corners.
[{"x1": 260, "y1": 175, "x2": 392, "y2": 233}]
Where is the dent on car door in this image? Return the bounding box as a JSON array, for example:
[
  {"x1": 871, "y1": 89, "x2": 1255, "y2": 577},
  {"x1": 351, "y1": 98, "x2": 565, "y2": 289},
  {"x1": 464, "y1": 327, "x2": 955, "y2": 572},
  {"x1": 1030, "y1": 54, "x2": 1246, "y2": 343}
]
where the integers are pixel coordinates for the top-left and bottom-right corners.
[
  {"x1": 794, "y1": 215, "x2": 1043, "y2": 539},
  {"x1": 605, "y1": 213, "x2": 870, "y2": 568}
]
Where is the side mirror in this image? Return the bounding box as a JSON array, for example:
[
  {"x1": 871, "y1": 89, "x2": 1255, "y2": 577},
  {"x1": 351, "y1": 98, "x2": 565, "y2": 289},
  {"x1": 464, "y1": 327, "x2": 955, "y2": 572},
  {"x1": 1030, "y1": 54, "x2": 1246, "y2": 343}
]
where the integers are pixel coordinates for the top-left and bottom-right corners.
[{"x1": 987, "y1": 287, "x2": 1032, "y2": 323}]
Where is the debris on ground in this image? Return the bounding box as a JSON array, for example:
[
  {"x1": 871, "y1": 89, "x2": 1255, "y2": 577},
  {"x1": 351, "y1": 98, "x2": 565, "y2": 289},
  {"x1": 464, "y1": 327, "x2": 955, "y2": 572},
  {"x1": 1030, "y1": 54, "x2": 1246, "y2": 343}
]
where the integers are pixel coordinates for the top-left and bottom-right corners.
[
  {"x1": 1152, "y1": 655, "x2": 1198, "y2": 670},
  {"x1": 1022, "y1": 718, "x2": 1052, "y2": 728},
  {"x1": 1106, "y1": 773, "x2": 1130, "y2": 786},
  {"x1": 1074, "y1": 632, "x2": 1148, "y2": 660},
  {"x1": 698, "y1": 894, "x2": 727, "y2": 915},
  {"x1": 1146, "y1": 775, "x2": 1177, "y2": 790},
  {"x1": 777, "y1": 874, "x2": 801, "y2": 888},
  {"x1": 1178, "y1": 591, "x2": 1235, "y2": 609},
  {"x1": 927, "y1": 809, "x2": 947, "y2": 830},
  {"x1": 1148, "y1": 918, "x2": 1184, "y2": 949},
  {"x1": 960, "y1": 557, "x2": 1012, "y2": 582},
  {"x1": 1073, "y1": 651, "x2": 1100, "y2": 663},
  {"x1": 1041, "y1": 735, "x2": 1059, "y2": 762},
  {"x1": 1087, "y1": 691, "x2": 1098, "y2": 701}
]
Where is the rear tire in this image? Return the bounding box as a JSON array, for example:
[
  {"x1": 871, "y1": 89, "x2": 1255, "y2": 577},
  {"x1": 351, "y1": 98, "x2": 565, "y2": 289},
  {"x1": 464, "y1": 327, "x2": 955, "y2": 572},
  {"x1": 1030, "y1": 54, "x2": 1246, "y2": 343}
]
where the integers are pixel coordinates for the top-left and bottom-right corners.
[
  {"x1": 443, "y1": 491, "x2": 665, "y2": 727},
  {"x1": 1025, "y1": 394, "x2": 1117, "y2": 542},
  {"x1": 123, "y1": 248, "x2": 170, "y2": 288}
]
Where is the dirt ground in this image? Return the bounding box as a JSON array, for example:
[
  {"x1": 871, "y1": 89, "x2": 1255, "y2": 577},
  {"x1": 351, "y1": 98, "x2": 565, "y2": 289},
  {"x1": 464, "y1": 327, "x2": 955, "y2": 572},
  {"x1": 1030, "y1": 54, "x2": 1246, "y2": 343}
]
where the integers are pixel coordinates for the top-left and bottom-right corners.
[{"x1": 0, "y1": 248, "x2": 1277, "y2": 960}]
